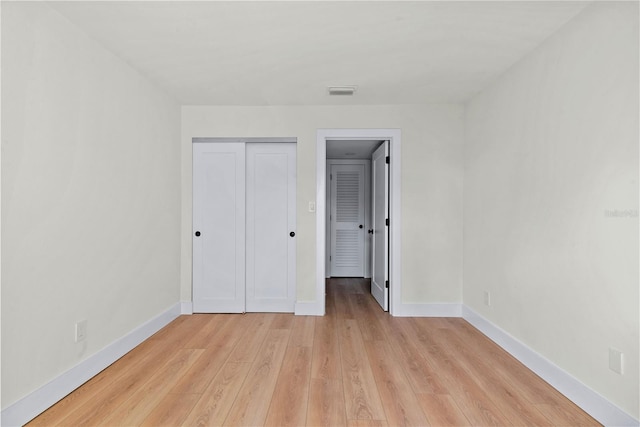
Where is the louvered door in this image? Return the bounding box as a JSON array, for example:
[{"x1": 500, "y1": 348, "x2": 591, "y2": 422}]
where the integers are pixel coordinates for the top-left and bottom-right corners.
[{"x1": 330, "y1": 164, "x2": 365, "y2": 277}]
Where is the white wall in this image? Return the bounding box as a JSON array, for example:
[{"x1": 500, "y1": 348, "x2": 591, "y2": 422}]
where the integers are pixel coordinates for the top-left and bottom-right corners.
[
  {"x1": 181, "y1": 105, "x2": 464, "y2": 306},
  {"x1": 464, "y1": 1, "x2": 639, "y2": 419},
  {"x1": 1, "y1": 2, "x2": 181, "y2": 409},
  {"x1": 8, "y1": 0, "x2": 635, "y2": 421}
]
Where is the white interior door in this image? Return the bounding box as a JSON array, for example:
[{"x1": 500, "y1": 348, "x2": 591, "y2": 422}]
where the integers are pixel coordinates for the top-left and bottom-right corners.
[
  {"x1": 193, "y1": 142, "x2": 246, "y2": 313},
  {"x1": 330, "y1": 164, "x2": 365, "y2": 277},
  {"x1": 246, "y1": 143, "x2": 296, "y2": 312},
  {"x1": 371, "y1": 141, "x2": 389, "y2": 310}
]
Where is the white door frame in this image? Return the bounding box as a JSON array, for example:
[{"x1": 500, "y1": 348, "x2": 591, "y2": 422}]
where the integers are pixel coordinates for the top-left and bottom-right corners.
[{"x1": 316, "y1": 129, "x2": 402, "y2": 316}]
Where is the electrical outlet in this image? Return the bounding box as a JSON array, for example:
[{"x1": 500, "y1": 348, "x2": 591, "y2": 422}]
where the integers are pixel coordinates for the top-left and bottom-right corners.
[
  {"x1": 309, "y1": 201, "x2": 316, "y2": 212},
  {"x1": 75, "y1": 320, "x2": 87, "y2": 343},
  {"x1": 609, "y1": 348, "x2": 624, "y2": 375},
  {"x1": 484, "y1": 291, "x2": 491, "y2": 306}
]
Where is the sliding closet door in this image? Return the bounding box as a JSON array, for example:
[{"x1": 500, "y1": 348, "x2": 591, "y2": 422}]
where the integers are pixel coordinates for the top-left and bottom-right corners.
[
  {"x1": 193, "y1": 142, "x2": 246, "y2": 313},
  {"x1": 246, "y1": 143, "x2": 296, "y2": 312}
]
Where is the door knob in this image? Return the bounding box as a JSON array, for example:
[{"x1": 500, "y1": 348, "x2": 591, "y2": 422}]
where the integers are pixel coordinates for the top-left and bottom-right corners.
[
  {"x1": 195, "y1": 231, "x2": 201, "y2": 237},
  {"x1": 359, "y1": 224, "x2": 363, "y2": 229},
  {"x1": 290, "y1": 231, "x2": 295, "y2": 237},
  {"x1": 368, "y1": 229, "x2": 373, "y2": 234}
]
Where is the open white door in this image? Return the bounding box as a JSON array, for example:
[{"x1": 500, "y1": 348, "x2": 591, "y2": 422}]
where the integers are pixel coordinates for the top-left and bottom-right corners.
[
  {"x1": 245, "y1": 143, "x2": 296, "y2": 312},
  {"x1": 371, "y1": 141, "x2": 389, "y2": 311},
  {"x1": 193, "y1": 142, "x2": 246, "y2": 313},
  {"x1": 330, "y1": 164, "x2": 365, "y2": 277}
]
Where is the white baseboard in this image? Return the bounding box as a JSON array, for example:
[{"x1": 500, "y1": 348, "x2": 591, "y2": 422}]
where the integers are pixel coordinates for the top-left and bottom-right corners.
[
  {"x1": 181, "y1": 301, "x2": 193, "y2": 314},
  {"x1": 462, "y1": 305, "x2": 639, "y2": 427},
  {"x1": 393, "y1": 303, "x2": 462, "y2": 317},
  {"x1": 1, "y1": 303, "x2": 182, "y2": 427},
  {"x1": 295, "y1": 300, "x2": 324, "y2": 316}
]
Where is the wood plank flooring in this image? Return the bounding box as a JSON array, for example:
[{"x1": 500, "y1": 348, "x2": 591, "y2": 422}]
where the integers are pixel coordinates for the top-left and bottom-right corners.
[{"x1": 28, "y1": 278, "x2": 600, "y2": 426}]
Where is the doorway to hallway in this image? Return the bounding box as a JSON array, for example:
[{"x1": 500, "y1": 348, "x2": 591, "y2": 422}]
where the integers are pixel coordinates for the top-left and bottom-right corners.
[
  {"x1": 325, "y1": 140, "x2": 389, "y2": 312},
  {"x1": 317, "y1": 129, "x2": 401, "y2": 316}
]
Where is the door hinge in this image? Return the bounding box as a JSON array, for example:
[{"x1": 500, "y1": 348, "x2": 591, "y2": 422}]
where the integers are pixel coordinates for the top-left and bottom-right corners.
[
  {"x1": 385, "y1": 156, "x2": 390, "y2": 164},
  {"x1": 330, "y1": 173, "x2": 333, "y2": 180},
  {"x1": 385, "y1": 280, "x2": 389, "y2": 289},
  {"x1": 330, "y1": 255, "x2": 332, "y2": 261},
  {"x1": 385, "y1": 218, "x2": 389, "y2": 226}
]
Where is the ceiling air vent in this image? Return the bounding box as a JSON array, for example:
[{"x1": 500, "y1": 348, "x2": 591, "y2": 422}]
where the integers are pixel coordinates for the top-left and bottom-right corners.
[{"x1": 327, "y1": 86, "x2": 357, "y2": 96}]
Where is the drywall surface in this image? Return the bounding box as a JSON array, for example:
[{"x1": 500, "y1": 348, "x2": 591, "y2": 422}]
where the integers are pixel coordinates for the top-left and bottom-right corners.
[
  {"x1": 181, "y1": 104, "x2": 464, "y2": 305},
  {"x1": 464, "y1": 2, "x2": 639, "y2": 418},
  {"x1": 1, "y1": 2, "x2": 181, "y2": 408}
]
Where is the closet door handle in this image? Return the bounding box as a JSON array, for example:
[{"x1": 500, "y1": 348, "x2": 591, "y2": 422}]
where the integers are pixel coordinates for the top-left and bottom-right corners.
[
  {"x1": 359, "y1": 224, "x2": 363, "y2": 229},
  {"x1": 290, "y1": 231, "x2": 295, "y2": 237},
  {"x1": 195, "y1": 231, "x2": 201, "y2": 237}
]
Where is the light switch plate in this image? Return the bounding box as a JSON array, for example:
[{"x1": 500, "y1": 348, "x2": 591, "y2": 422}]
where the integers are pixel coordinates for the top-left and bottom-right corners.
[{"x1": 309, "y1": 201, "x2": 316, "y2": 212}]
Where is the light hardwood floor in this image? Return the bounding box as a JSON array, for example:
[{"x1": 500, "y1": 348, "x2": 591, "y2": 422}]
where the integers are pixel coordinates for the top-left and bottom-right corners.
[{"x1": 28, "y1": 278, "x2": 600, "y2": 426}]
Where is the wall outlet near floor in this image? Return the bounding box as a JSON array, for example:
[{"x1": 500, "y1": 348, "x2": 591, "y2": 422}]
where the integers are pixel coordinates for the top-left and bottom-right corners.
[
  {"x1": 75, "y1": 320, "x2": 87, "y2": 343},
  {"x1": 609, "y1": 348, "x2": 624, "y2": 375},
  {"x1": 483, "y1": 291, "x2": 491, "y2": 306}
]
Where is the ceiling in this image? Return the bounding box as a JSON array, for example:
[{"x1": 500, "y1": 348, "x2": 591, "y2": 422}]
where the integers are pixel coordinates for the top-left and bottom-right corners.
[
  {"x1": 326, "y1": 139, "x2": 383, "y2": 159},
  {"x1": 50, "y1": 1, "x2": 589, "y2": 106}
]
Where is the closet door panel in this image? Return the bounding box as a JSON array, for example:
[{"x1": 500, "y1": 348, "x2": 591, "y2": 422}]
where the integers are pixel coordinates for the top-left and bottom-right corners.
[
  {"x1": 193, "y1": 143, "x2": 246, "y2": 313},
  {"x1": 246, "y1": 143, "x2": 296, "y2": 312}
]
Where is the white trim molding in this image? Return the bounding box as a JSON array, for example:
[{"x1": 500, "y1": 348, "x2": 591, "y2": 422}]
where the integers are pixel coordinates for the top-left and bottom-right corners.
[
  {"x1": 1, "y1": 303, "x2": 182, "y2": 427},
  {"x1": 181, "y1": 301, "x2": 194, "y2": 315},
  {"x1": 462, "y1": 306, "x2": 639, "y2": 427},
  {"x1": 295, "y1": 301, "x2": 324, "y2": 316}
]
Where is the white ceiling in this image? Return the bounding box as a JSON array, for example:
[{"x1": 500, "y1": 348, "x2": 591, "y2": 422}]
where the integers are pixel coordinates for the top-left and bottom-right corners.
[
  {"x1": 50, "y1": 1, "x2": 590, "y2": 105},
  {"x1": 326, "y1": 139, "x2": 383, "y2": 159}
]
